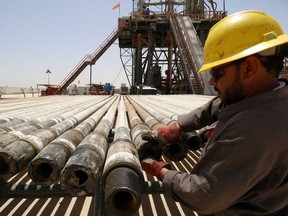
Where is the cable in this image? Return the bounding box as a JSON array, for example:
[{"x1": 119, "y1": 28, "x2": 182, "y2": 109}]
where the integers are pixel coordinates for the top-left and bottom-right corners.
[{"x1": 111, "y1": 67, "x2": 123, "y2": 86}]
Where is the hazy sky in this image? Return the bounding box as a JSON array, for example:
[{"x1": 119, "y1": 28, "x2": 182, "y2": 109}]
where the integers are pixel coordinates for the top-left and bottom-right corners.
[{"x1": 1, "y1": 0, "x2": 287, "y2": 88}]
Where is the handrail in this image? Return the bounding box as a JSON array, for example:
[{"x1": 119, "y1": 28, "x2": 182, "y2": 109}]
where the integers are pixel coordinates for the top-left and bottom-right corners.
[
  {"x1": 57, "y1": 24, "x2": 125, "y2": 94},
  {"x1": 58, "y1": 54, "x2": 91, "y2": 88}
]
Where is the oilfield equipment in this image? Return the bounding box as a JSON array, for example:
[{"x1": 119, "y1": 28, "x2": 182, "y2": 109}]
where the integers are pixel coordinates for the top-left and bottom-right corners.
[{"x1": 38, "y1": 0, "x2": 226, "y2": 96}]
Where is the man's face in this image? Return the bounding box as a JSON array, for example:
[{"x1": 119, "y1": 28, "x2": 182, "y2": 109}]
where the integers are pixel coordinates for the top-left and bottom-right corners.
[{"x1": 209, "y1": 61, "x2": 247, "y2": 105}]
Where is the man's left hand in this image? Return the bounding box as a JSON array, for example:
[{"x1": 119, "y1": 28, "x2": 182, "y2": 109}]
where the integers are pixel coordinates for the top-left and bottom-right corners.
[{"x1": 142, "y1": 158, "x2": 170, "y2": 180}]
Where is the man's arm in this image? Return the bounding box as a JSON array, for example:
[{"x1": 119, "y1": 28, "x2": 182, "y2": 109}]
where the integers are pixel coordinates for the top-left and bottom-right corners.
[{"x1": 177, "y1": 96, "x2": 221, "y2": 132}]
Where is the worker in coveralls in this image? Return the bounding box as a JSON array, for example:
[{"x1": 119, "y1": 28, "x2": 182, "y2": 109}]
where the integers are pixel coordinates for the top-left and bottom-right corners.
[{"x1": 141, "y1": 10, "x2": 288, "y2": 215}]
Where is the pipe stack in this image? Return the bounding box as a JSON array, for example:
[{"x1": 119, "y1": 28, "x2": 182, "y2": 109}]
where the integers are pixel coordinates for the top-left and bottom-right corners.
[
  {"x1": 130, "y1": 96, "x2": 203, "y2": 151},
  {"x1": 0, "y1": 99, "x2": 104, "y2": 149},
  {"x1": 0, "y1": 97, "x2": 113, "y2": 176},
  {"x1": 28, "y1": 96, "x2": 118, "y2": 184},
  {"x1": 128, "y1": 96, "x2": 188, "y2": 161},
  {"x1": 125, "y1": 96, "x2": 162, "y2": 160},
  {"x1": 126, "y1": 96, "x2": 165, "y2": 160},
  {"x1": 60, "y1": 96, "x2": 120, "y2": 196}
]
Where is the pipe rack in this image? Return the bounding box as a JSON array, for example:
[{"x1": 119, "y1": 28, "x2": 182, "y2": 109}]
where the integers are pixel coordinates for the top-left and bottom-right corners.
[{"x1": 0, "y1": 94, "x2": 213, "y2": 215}]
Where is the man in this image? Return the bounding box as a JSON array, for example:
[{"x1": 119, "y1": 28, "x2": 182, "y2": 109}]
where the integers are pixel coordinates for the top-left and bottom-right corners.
[{"x1": 142, "y1": 10, "x2": 288, "y2": 215}]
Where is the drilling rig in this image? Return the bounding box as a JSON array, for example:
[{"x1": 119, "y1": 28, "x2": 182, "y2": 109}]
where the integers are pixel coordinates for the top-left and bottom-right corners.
[
  {"x1": 42, "y1": 0, "x2": 226, "y2": 96},
  {"x1": 118, "y1": 0, "x2": 226, "y2": 95}
]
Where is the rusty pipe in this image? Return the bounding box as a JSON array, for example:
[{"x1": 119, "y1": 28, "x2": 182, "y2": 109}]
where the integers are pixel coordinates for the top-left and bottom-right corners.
[
  {"x1": 0, "y1": 96, "x2": 113, "y2": 176},
  {"x1": 28, "y1": 96, "x2": 118, "y2": 184},
  {"x1": 0, "y1": 119, "x2": 26, "y2": 134},
  {"x1": 102, "y1": 96, "x2": 144, "y2": 216},
  {"x1": 60, "y1": 96, "x2": 120, "y2": 195},
  {"x1": 124, "y1": 96, "x2": 162, "y2": 161},
  {"x1": 0, "y1": 97, "x2": 111, "y2": 150},
  {"x1": 0, "y1": 96, "x2": 108, "y2": 137},
  {"x1": 126, "y1": 96, "x2": 166, "y2": 160},
  {"x1": 0, "y1": 122, "x2": 42, "y2": 149},
  {"x1": 129, "y1": 96, "x2": 203, "y2": 151},
  {"x1": 129, "y1": 96, "x2": 188, "y2": 161}
]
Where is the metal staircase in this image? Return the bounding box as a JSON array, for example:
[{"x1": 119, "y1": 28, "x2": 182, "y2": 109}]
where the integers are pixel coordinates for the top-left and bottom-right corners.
[
  {"x1": 57, "y1": 25, "x2": 125, "y2": 95},
  {"x1": 169, "y1": 14, "x2": 204, "y2": 94}
]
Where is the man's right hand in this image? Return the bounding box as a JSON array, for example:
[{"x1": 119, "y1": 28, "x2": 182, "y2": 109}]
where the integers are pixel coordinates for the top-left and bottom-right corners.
[
  {"x1": 141, "y1": 122, "x2": 188, "y2": 161},
  {"x1": 142, "y1": 122, "x2": 182, "y2": 144}
]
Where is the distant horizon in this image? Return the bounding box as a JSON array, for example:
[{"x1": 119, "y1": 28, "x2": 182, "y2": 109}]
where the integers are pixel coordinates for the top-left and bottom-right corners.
[{"x1": 0, "y1": 82, "x2": 128, "y2": 93}]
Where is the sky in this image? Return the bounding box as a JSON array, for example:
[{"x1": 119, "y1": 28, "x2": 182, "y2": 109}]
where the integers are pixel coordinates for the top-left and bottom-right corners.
[{"x1": 0, "y1": 0, "x2": 288, "y2": 89}]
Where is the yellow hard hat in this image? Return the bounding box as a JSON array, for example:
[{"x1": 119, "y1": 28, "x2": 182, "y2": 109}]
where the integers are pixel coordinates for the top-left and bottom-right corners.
[{"x1": 199, "y1": 10, "x2": 288, "y2": 72}]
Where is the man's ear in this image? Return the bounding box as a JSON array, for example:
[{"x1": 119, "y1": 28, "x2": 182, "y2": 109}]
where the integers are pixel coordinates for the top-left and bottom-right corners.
[{"x1": 242, "y1": 56, "x2": 260, "y2": 79}]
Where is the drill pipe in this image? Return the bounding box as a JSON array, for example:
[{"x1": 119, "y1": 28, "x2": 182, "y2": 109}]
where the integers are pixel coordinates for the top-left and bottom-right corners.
[
  {"x1": 129, "y1": 96, "x2": 174, "y2": 125},
  {"x1": 127, "y1": 96, "x2": 188, "y2": 161},
  {"x1": 132, "y1": 95, "x2": 189, "y2": 116},
  {"x1": 180, "y1": 131, "x2": 204, "y2": 151},
  {"x1": 0, "y1": 98, "x2": 67, "y2": 121},
  {"x1": 0, "y1": 95, "x2": 100, "y2": 124},
  {"x1": 60, "y1": 96, "x2": 120, "y2": 196},
  {"x1": 0, "y1": 96, "x2": 113, "y2": 176},
  {"x1": 124, "y1": 96, "x2": 162, "y2": 161},
  {"x1": 28, "y1": 96, "x2": 118, "y2": 184},
  {"x1": 0, "y1": 118, "x2": 12, "y2": 124},
  {"x1": 129, "y1": 96, "x2": 188, "y2": 161},
  {"x1": 132, "y1": 95, "x2": 213, "y2": 151},
  {"x1": 0, "y1": 97, "x2": 109, "y2": 148},
  {"x1": 0, "y1": 119, "x2": 26, "y2": 133},
  {"x1": 132, "y1": 96, "x2": 204, "y2": 151},
  {"x1": 130, "y1": 95, "x2": 180, "y2": 120},
  {"x1": 0, "y1": 122, "x2": 42, "y2": 149},
  {"x1": 0, "y1": 96, "x2": 105, "y2": 136},
  {"x1": 126, "y1": 96, "x2": 166, "y2": 160},
  {"x1": 126, "y1": 96, "x2": 161, "y2": 131},
  {"x1": 102, "y1": 96, "x2": 144, "y2": 216}
]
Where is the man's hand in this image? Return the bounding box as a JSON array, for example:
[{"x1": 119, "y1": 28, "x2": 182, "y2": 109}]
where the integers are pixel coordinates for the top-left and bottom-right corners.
[
  {"x1": 142, "y1": 122, "x2": 182, "y2": 144},
  {"x1": 141, "y1": 122, "x2": 187, "y2": 161},
  {"x1": 142, "y1": 158, "x2": 170, "y2": 180},
  {"x1": 157, "y1": 122, "x2": 182, "y2": 143}
]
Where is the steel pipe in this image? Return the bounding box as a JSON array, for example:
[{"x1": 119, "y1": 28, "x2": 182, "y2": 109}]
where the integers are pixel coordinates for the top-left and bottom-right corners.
[
  {"x1": 0, "y1": 122, "x2": 42, "y2": 149},
  {"x1": 0, "y1": 119, "x2": 26, "y2": 133},
  {"x1": 124, "y1": 96, "x2": 162, "y2": 161},
  {"x1": 130, "y1": 96, "x2": 203, "y2": 151},
  {"x1": 28, "y1": 96, "x2": 117, "y2": 184},
  {"x1": 126, "y1": 96, "x2": 164, "y2": 161},
  {"x1": 0, "y1": 96, "x2": 107, "y2": 136},
  {"x1": 0, "y1": 97, "x2": 74, "y2": 121},
  {"x1": 0, "y1": 96, "x2": 104, "y2": 123},
  {"x1": 128, "y1": 96, "x2": 188, "y2": 161},
  {"x1": 129, "y1": 96, "x2": 174, "y2": 126},
  {"x1": 60, "y1": 96, "x2": 120, "y2": 196},
  {"x1": 102, "y1": 96, "x2": 144, "y2": 216},
  {"x1": 180, "y1": 131, "x2": 204, "y2": 151},
  {"x1": 0, "y1": 96, "x2": 113, "y2": 176},
  {"x1": 0, "y1": 97, "x2": 111, "y2": 149}
]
